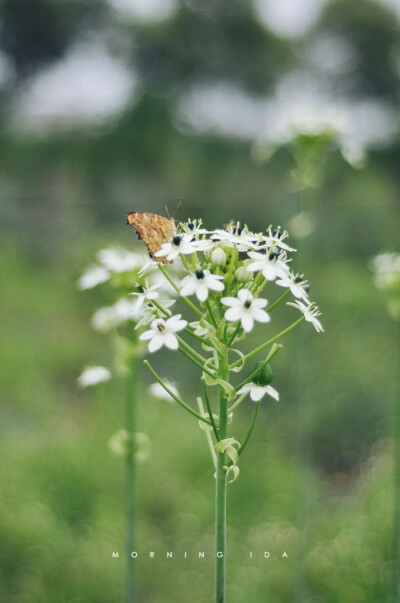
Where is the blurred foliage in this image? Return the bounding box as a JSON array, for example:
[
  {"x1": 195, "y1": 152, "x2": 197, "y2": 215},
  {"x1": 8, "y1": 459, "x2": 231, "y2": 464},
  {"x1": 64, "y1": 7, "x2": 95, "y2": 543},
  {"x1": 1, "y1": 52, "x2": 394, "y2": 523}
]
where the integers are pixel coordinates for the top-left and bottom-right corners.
[{"x1": 0, "y1": 0, "x2": 400, "y2": 601}]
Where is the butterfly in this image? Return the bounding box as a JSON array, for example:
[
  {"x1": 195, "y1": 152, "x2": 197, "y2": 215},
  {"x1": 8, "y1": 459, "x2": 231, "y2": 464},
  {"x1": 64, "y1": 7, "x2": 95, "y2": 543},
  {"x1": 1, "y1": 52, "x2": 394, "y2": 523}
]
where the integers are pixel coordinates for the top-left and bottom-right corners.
[{"x1": 126, "y1": 211, "x2": 175, "y2": 263}]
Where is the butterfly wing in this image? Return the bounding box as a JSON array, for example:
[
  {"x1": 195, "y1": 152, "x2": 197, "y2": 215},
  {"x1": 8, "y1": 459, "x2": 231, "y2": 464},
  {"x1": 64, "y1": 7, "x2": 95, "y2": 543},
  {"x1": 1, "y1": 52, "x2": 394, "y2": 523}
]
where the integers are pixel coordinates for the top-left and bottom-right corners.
[{"x1": 126, "y1": 211, "x2": 175, "y2": 263}]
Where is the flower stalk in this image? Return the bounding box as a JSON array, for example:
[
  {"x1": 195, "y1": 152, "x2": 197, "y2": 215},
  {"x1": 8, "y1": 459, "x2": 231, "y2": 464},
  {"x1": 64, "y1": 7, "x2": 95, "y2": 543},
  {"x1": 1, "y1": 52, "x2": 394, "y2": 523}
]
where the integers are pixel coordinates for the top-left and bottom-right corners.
[
  {"x1": 130, "y1": 216, "x2": 323, "y2": 602},
  {"x1": 215, "y1": 350, "x2": 229, "y2": 603}
]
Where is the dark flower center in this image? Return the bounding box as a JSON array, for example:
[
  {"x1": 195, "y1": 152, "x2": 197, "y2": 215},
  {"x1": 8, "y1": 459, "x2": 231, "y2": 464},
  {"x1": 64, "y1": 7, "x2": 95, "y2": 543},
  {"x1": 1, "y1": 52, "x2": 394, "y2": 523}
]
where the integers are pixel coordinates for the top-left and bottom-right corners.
[
  {"x1": 196, "y1": 270, "x2": 205, "y2": 280},
  {"x1": 188, "y1": 222, "x2": 194, "y2": 230},
  {"x1": 173, "y1": 235, "x2": 181, "y2": 246},
  {"x1": 157, "y1": 322, "x2": 166, "y2": 332},
  {"x1": 244, "y1": 300, "x2": 252, "y2": 309}
]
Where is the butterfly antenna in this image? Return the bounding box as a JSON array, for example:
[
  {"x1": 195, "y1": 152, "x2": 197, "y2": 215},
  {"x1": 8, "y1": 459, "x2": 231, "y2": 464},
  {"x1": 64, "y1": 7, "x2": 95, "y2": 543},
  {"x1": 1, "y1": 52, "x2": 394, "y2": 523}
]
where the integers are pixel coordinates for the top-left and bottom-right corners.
[
  {"x1": 164, "y1": 205, "x2": 171, "y2": 219},
  {"x1": 171, "y1": 197, "x2": 183, "y2": 219}
]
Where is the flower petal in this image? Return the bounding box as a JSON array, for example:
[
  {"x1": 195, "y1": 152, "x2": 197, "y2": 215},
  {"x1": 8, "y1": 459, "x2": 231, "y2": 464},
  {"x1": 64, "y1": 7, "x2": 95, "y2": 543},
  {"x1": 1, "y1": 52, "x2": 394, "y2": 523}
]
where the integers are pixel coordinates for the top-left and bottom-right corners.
[
  {"x1": 225, "y1": 306, "x2": 243, "y2": 322},
  {"x1": 164, "y1": 333, "x2": 179, "y2": 349},
  {"x1": 148, "y1": 335, "x2": 163, "y2": 353},
  {"x1": 241, "y1": 313, "x2": 254, "y2": 332},
  {"x1": 250, "y1": 386, "x2": 266, "y2": 401}
]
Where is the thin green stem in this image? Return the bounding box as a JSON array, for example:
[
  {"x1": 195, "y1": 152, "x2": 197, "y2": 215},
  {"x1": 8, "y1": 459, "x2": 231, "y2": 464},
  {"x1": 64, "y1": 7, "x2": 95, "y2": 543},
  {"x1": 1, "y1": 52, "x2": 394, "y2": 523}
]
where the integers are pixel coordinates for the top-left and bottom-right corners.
[
  {"x1": 215, "y1": 351, "x2": 229, "y2": 603},
  {"x1": 206, "y1": 299, "x2": 219, "y2": 329},
  {"x1": 202, "y1": 379, "x2": 220, "y2": 441},
  {"x1": 178, "y1": 345, "x2": 217, "y2": 379},
  {"x1": 144, "y1": 360, "x2": 211, "y2": 425},
  {"x1": 229, "y1": 316, "x2": 305, "y2": 370},
  {"x1": 238, "y1": 402, "x2": 261, "y2": 457},
  {"x1": 390, "y1": 321, "x2": 400, "y2": 601},
  {"x1": 234, "y1": 343, "x2": 282, "y2": 392},
  {"x1": 249, "y1": 271, "x2": 263, "y2": 293},
  {"x1": 176, "y1": 335, "x2": 208, "y2": 365},
  {"x1": 226, "y1": 322, "x2": 241, "y2": 347},
  {"x1": 158, "y1": 264, "x2": 203, "y2": 318},
  {"x1": 197, "y1": 397, "x2": 217, "y2": 469},
  {"x1": 125, "y1": 341, "x2": 136, "y2": 603},
  {"x1": 267, "y1": 288, "x2": 291, "y2": 312},
  {"x1": 227, "y1": 391, "x2": 248, "y2": 414}
]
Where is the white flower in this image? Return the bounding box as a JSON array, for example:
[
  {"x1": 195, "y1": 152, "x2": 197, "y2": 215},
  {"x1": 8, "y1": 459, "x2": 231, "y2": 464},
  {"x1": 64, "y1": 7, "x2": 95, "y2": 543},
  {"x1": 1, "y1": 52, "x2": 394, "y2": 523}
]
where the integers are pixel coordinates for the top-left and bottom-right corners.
[
  {"x1": 262, "y1": 228, "x2": 296, "y2": 252},
  {"x1": 181, "y1": 218, "x2": 209, "y2": 235},
  {"x1": 135, "y1": 299, "x2": 176, "y2": 329},
  {"x1": 92, "y1": 298, "x2": 141, "y2": 332},
  {"x1": 246, "y1": 250, "x2": 289, "y2": 281},
  {"x1": 180, "y1": 269, "x2": 224, "y2": 302},
  {"x1": 130, "y1": 281, "x2": 161, "y2": 310},
  {"x1": 139, "y1": 314, "x2": 187, "y2": 352},
  {"x1": 237, "y1": 382, "x2": 279, "y2": 402},
  {"x1": 211, "y1": 247, "x2": 227, "y2": 266},
  {"x1": 97, "y1": 247, "x2": 142, "y2": 273},
  {"x1": 287, "y1": 300, "x2": 324, "y2": 333},
  {"x1": 221, "y1": 289, "x2": 270, "y2": 332},
  {"x1": 149, "y1": 381, "x2": 180, "y2": 402},
  {"x1": 211, "y1": 223, "x2": 258, "y2": 251},
  {"x1": 138, "y1": 256, "x2": 158, "y2": 277},
  {"x1": 77, "y1": 265, "x2": 110, "y2": 290},
  {"x1": 155, "y1": 233, "x2": 202, "y2": 261},
  {"x1": 276, "y1": 272, "x2": 310, "y2": 302},
  {"x1": 77, "y1": 366, "x2": 111, "y2": 388}
]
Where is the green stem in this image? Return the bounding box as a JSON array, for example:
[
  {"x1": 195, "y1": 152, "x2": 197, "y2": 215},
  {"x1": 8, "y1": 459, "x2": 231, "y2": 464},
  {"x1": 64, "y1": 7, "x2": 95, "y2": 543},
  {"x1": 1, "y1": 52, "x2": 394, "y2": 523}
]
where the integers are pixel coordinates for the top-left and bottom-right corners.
[
  {"x1": 202, "y1": 379, "x2": 220, "y2": 441},
  {"x1": 229, "y1": 316, "x2": 305, "y2": 370},
  {"x1": 197, "y1": 397, "x2": 217, "y2": 469},
  {"x1": 178, "y1": 345, "x2": 217, "y2": 379},
  {"x1": 390, "y1": 321, "x2": 400, "y2": 601},
  {"x1": 206, "y1": 299, "x2": 219, "y2": 329},
  {"x1": 267, "y1": 288, "x2": 291, "y2": 312},
  {"x1": 215, "y1": 351, "x2": 229, "y2": 603},
  {"x1": 234, "y1": 343, "x2": 282, "y2": 392},
  {"x1": 238, "y1": 402, "x2": 261, "y2": 457},
  {"x1": 158, "y1": 264, "x2": 203, "y2": 318},
  {"x1": 227, "y1": 391, "x2": 248, "y2": 413},
  {"x1": 226, "y1": 322, "x2": 241, "y2": 347},
  {"x1": 125, "y1": 345, "x2": 136, "y2": 603},
  {"x1": 144, "y1": 360, "x2": 211, "y2": 425},
  {"x1": 249, "y1": 271, "x2": 264, "y2": 293},
  {"x1": 176, "y1": 335, "x2": 208, "y2": 365}
]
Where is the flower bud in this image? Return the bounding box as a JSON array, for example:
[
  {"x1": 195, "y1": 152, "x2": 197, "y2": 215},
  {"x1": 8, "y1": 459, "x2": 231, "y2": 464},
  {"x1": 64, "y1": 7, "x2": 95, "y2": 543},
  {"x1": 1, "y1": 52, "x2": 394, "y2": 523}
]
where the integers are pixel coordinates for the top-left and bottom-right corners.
[
  {"x1": 211, "y1": 247, "x2": 227, "y2": 266},
  {"x1": 252, "y1": 361, "x2": 273, "y2": 386},
  {"x1": 235, "y1": 266, "x2": 248, "y2": 282}
]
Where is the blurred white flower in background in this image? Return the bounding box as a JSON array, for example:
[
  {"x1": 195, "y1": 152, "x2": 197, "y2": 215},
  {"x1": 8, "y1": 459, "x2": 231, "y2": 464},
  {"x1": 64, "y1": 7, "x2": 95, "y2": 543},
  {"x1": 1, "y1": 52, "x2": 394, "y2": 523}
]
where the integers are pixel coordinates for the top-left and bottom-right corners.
[
  {"x1": 178, "y1": 74, "x2": 398, "y2": 167},
  {"x1": 97, "y1": 247, "x2": 143, "y2": 274},
  {"x1": 149, "y1": 381, "x2": 180, "y2": 402},
  {"x1": 77, "y1": 266, "x2": 110, "y2": 290},
  {"x1": 253, "y1": 0, "x2": 327, "y2": 38},
  {"x1": 77, "y1": 366, "x2": 111, "y2": 388},
  {"x1": 372, "y1": 253, "x2": 400, "y2": 290},
  {"x1": 92, "y1": 298, "x2": 142, "y2": 332},
  {"x1": 13, "y1": 41, "x2": 135, "y2": 130},
  {"x1": 109, "y1": 0, "x2": 177, "y2": 22}
]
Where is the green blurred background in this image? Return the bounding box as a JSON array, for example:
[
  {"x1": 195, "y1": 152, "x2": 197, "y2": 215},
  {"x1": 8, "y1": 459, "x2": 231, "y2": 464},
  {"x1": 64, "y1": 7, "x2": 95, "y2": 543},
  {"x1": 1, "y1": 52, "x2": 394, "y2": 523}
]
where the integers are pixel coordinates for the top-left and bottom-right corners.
[{"x1": 1, "y1": 0, "x2": 400, "y2": 601}]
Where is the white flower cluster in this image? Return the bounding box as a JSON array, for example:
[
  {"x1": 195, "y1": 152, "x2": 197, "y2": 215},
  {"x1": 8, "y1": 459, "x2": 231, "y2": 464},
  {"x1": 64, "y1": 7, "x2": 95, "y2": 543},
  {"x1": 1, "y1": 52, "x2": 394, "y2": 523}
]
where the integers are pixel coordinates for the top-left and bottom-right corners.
[
  {"x1": 138, "y1": 219, "x2": 323, "y2": 354},
  {"x1": 77, "y1": 245, "x2": 182, "y2": 389}
]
